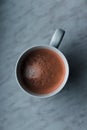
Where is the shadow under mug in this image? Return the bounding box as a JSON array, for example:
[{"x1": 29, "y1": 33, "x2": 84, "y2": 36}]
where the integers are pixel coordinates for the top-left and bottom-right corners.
[{"x1": 15, "y1": 29, "x2": 69, "y2": 98}]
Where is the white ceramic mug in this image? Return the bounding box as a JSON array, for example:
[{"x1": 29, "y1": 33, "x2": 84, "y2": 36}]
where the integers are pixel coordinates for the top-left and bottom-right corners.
[{"x1": 16, "y1": 29, "x2": 69, "y2": 98}]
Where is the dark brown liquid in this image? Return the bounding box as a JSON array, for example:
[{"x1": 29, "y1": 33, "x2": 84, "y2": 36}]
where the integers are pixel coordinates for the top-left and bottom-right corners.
[{"x1": 17, "y1": 48, "x2": 66, "y2": 94}]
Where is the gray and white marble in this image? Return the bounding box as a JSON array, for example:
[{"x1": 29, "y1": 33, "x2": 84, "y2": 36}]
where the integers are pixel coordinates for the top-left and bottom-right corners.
[{"x1": 0, "y1": 0, "x2": 87, "y2": 130}]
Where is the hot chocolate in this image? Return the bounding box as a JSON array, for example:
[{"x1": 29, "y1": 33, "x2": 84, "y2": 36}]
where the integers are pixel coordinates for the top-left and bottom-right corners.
[{"x1": 17, "y1": 48, "x2": 66, "y2": 94}]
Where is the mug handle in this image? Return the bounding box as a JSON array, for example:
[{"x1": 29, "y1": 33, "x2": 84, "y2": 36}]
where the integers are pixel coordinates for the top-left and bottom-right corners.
[{"x1": 50, "y1": 29, "x2": 65, "y2": 48}]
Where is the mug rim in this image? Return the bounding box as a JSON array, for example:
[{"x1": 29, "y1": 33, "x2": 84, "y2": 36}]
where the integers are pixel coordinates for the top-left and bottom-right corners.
[{"x1": 15, "y1": 45, "x2": 69, "y2": 98}]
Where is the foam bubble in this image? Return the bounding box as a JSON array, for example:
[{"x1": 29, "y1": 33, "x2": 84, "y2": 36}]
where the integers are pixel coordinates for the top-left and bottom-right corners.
[{"x1": 25, "y1": 64, "x2": 42, "y2": 79}]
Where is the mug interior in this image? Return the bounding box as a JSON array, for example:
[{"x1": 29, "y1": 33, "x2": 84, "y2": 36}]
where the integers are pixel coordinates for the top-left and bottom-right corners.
[{"x1": 16, "y1": 45, "x2": 69, "y2": 98}]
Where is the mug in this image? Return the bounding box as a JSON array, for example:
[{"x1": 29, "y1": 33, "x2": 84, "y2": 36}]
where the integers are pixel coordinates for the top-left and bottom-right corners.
[{"x1": 16, "y1": 29, "x2": 69, "y2": 98}]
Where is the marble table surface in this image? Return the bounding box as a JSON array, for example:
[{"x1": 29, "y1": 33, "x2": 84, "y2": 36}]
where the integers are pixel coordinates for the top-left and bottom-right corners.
[{"x1": 0, "y1": 0, "x2": 87, "y2": 130}]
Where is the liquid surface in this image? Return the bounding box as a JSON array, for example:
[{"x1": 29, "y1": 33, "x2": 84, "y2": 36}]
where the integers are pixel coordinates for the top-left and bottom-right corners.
[{"x1": 17, "y1": 48, "x2": 66, "y2": 94}]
